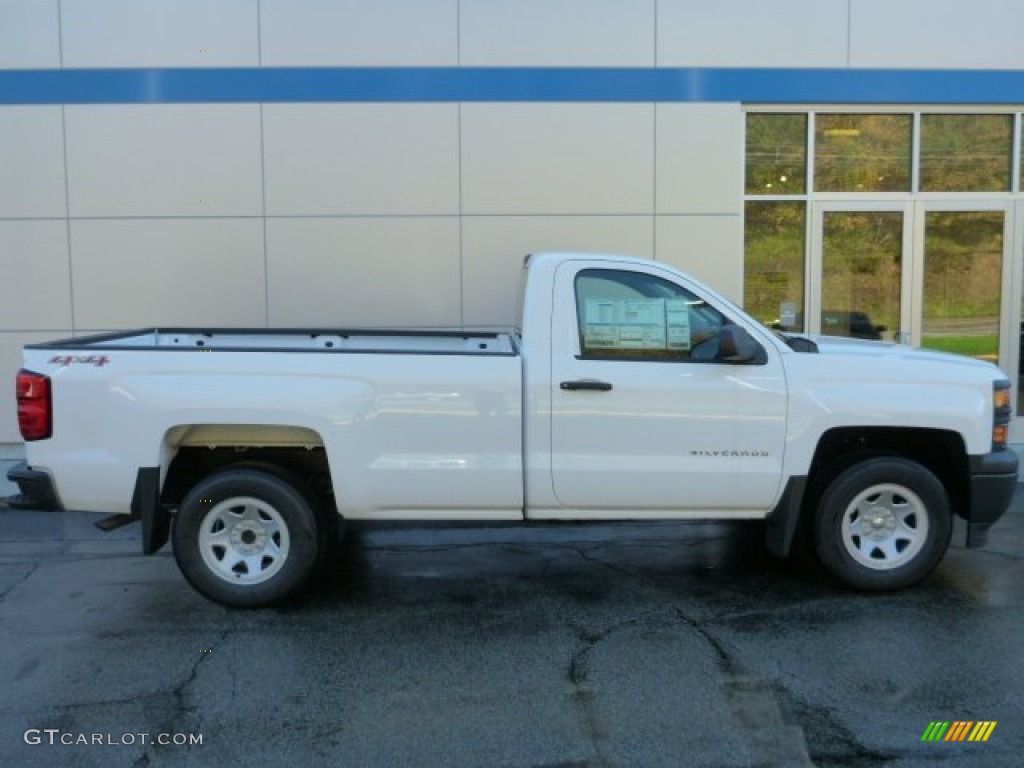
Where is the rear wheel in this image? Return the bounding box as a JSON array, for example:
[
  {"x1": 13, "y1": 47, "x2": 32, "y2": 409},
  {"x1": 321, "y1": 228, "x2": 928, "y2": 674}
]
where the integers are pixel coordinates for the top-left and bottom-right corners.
[
  {"x1": 173, "y1": 468, "x2": 322, "y2": 607},
  {"x1": 814, "y1": 457, "x2": 952, "y2": 591}
]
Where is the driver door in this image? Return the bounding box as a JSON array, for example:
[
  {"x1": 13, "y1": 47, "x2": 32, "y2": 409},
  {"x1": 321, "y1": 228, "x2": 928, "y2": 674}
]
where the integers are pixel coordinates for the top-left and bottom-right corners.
[{"x1": 549, "y1": 260, "x2": 788, "y2": 513}]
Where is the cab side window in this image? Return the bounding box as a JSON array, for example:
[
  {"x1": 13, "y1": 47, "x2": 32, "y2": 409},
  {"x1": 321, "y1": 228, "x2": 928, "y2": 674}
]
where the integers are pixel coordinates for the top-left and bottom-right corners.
[{"x1": 574, "y1": 269, "x2": 730, "y2": 362}]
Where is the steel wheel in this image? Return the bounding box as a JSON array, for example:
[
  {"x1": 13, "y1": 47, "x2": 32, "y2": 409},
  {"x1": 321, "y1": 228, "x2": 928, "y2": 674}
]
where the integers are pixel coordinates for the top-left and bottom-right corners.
[
  {"x1": 173, "y1": 468, "x2": 322, "y2": 607},
  {"x1": 814, "y1": 457, "x2": 952, "y2": 591},
  {"x1": 840, "y1": 483, "x2": 928, "y2": 571},
  {"x1": 199, "y1": 496, "x2": 291, "y2": 585}
]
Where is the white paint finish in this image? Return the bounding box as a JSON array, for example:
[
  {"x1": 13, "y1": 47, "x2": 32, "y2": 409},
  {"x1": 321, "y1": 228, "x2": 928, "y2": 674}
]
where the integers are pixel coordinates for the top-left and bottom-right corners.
[
  {"x1": 21, "y1": 341, "x2": 523, "y2": 516},
  {"x1": 263, "y1": 105, "x2": 459, "y2": 216},
  {"x1": 70, "y1": 219, "x2": 266, "y2": 328},
  {"x1": 460, "y1": 0, "x2": 654, "y2": 66},
  {"x1": 657, "y1": 104, "x2": 743, "y2": 215},
  {"x1": 260, "y1": 0, "x2": 458, "y2": 66},
  {"x1": 0, "y1": 0, "x2": 60, "y2": 69},
  {"x1": 461, "y1": 216, "x2": 654, "y2": 327},
  {"x1": 657, "y1": 0, "x2": 848, "y2": 67},
  {"x1": 0, "y1": 107, "x2": 66, "y2": 219},
  {"x1": 0, "y1": 221, "x2": 71, "y2": 330},
  {"x1": 60, "y1": 0, "x2": 257, "y2": 67},
  {"x1": 657, "y1": 215, "x2": 743, "y2": 303},
  {"x1": 14, "y1": 252, "x2": 1007, "y2": 522},
  {"x1": 266, "y1": 217, "x2": 461, "y2": 328},
  {"x1": 0, "y1": 332, "x2": 63, "y2": 443},
  {"x1": 461, "y1": 104, "x2": 654, "y2": 215},
  {"x1": 850, "y1": 0, "x2": 1024, "y2": 69},
  {"x1": 65, "y1": 105, "x2": 263, "y2": 218},
  {"x1": 545, "y1": 255, "x2": 788, "y2": 510}
]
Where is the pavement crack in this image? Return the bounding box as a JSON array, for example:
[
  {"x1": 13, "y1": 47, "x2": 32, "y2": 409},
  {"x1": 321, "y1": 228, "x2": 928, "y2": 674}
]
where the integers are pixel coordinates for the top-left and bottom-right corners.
[
  {"x1": 975, "y1": 548, "x2": 1024, "y2": 562},
  {"x1": 673, "y1": 605, "x2": 815, "y2": 767},
  {"x1": 566, "y1": 617, "x2": 642, "y2": 768},
  {"x1": 0, "y1": 562, "x2": 39, "y2": 602},
  {"x1": 766, "y1": 681, "x2": 899, "y2": 767},
  {"x1": 567, "y1": 545, "x2": 644, "y2": 581}
]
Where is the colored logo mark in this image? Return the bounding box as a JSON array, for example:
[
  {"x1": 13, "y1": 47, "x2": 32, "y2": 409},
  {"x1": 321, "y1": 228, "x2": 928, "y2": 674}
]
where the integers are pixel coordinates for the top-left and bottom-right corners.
[{"x1": 921, "y1": 721, "x2": 997, "y2": 742}]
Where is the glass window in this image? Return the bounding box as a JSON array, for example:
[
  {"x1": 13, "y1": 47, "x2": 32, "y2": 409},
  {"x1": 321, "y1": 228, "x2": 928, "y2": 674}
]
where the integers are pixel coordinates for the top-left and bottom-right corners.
[
  {"x1": 745, "y1": 113, "x2": 807, "y2": 195},
  {"x1": 744, "y1": 202, "x2": 806, "y2": 332},
  {"x1": 815, "y1": 114, "x2": 912, "y2": 192},
  {"x1": 821, "y1": 211, "x2": 903, "y2": 342},
  {"x1": 574, "y1": 269, "x2": 729, "y2": 362},
  {"x1": 920, "y1": 114, "x2": 1012, "y2": 192},
  {"x1": 922, "y1": 211, "x2": 1003, "y2": 362}
]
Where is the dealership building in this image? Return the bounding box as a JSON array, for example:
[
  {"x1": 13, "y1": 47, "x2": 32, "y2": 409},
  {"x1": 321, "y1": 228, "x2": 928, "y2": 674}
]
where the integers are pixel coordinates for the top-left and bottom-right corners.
[{"x1": 3, "y1": 0, "x2": 1024, "y2": 483}]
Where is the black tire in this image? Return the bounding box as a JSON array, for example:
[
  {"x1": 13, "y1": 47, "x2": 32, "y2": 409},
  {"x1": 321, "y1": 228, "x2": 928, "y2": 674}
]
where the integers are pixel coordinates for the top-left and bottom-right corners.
[
  {"x1": 814, "y1": 457, "x2": 952, "y2": 591},
  {"x1": 172, "y1": 468, "x2": 322, "y2": 608}
]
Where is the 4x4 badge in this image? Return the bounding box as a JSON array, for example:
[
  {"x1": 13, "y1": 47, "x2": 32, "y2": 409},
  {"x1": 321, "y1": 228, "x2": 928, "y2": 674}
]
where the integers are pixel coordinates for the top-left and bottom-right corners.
[{"x1": 48, "y1": 355, "x2": 110, "y2": 367}]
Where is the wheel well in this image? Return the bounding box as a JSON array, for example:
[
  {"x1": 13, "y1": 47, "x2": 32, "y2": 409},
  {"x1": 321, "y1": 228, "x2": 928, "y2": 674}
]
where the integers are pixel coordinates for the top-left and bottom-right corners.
[
  {"x1": 805, "y1": 427, "x2": 969, "y2": 518},
  {"x1": 162, "y1": 446, "x2": 335, "y2": 512}
]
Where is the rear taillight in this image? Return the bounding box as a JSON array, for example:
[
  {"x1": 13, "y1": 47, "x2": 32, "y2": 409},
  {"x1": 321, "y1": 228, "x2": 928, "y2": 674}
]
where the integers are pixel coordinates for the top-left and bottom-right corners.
[{"x1": 16, "y1": 369, "x2": 52, "y2": 441}]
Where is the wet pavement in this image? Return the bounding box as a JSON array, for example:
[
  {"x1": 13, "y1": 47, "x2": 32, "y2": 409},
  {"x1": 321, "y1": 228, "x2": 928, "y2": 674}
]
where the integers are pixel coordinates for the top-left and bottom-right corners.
[{"x1": 0, "y1": 491, "x2": 1022, "y2": 768}]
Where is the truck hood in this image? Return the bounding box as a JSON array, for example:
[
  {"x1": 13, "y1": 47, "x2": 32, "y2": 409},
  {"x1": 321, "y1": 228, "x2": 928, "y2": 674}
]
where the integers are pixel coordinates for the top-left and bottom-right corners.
[{"x1": 810, "y1": 335, "x2": 998, "y2": 373}]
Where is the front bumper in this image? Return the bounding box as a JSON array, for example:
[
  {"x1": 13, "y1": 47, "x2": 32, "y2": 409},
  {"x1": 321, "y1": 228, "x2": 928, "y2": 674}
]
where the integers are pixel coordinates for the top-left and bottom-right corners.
[
  {"x1": 964, "y1": 450, "x2": 1019, "y2": 547},
  {"x1": 4, "y1": 462, "x2": 64, "y2": 511}
]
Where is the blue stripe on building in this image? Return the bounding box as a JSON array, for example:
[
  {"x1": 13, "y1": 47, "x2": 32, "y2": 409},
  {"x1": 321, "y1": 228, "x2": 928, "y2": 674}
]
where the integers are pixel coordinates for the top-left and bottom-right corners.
[{"x1": 2, "y1": 67, "x2": 1024, "y2": 105}]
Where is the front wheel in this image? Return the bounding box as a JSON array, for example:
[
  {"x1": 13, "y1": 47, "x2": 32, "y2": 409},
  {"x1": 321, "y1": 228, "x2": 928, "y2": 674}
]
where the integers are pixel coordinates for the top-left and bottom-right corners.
[
  {"x1": 814, "y1": 457, "x2": 952, "y2": 591},
  {"x1": 172, "y1": 468, "x2": 322, "y2": 607}
]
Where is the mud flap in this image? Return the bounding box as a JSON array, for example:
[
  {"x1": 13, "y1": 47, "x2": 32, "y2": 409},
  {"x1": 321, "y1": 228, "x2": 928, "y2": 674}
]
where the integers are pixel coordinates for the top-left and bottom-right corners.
[{"x1": 132, "y1": 467, "x2": 168, "y2": 555}]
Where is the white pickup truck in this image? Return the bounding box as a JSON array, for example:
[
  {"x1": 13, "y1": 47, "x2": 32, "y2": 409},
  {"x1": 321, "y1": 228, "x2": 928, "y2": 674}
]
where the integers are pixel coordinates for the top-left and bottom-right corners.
[{"x1": 8, "y1": 252, "x2": 1018, "y2": 607}]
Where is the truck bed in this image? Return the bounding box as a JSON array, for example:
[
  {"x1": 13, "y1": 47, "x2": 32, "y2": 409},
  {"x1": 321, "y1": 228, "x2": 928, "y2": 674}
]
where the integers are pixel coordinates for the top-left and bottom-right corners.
[{"x1": 26, "y1": 328, "x2": 519, "y2": 356}]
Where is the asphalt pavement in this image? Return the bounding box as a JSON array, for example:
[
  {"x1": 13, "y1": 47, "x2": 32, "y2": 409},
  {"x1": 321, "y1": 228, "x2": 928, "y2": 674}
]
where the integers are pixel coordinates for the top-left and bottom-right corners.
[{"x1": 1, "y1": 490, "x2": 1022, "y2": 768}]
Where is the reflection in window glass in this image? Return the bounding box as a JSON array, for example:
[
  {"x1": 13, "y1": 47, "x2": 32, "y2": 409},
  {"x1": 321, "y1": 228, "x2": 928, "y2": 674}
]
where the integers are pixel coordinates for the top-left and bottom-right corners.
[
  {"x1": 744, "y1": 202, "x2": 806, "y2": 332},
  {"x1": 920, "y1": 115, "x2": 1012, "y2": 192},
  {"x1": 922, "y1": 211, "x2": 1003, "y2": 362},
  {"x1": 821, "y1": 211, "x2": 902, "y2": 342},
  {"x1": 745, "y1": 114, "x2": 807, "y2": 195},
  {"x1": 815, "y1": 114, "x2": 912, "y2": 192}
]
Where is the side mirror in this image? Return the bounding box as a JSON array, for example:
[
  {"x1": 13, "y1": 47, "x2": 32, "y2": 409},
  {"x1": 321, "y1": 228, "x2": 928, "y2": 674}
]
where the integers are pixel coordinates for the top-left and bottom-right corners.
[{"x1": 717, "y1": 325, "x2": 765, "y2": 364}]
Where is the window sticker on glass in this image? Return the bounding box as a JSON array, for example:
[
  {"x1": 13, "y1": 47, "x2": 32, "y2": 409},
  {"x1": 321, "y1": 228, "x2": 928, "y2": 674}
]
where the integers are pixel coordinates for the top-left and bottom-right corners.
[
  {"x1": 583, "y1": 298, "x2": 668, "y2": 350},
  {"x1": 665, "y1": 300, "x2": 692, "y2": 351},
  {"x1": 581, "y1": 296, "x2": 684, "y2": 352}
]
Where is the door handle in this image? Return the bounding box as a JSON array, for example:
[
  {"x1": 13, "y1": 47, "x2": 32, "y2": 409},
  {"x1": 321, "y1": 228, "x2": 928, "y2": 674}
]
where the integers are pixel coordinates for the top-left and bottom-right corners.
[{"x1": 560, "y1": 380, "x2": 613, "y2": 392}]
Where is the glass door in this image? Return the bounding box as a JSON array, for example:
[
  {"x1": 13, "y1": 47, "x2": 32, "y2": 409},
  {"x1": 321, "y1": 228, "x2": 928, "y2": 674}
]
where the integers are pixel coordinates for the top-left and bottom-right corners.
[
  {"x1": 811, "y1": 202, "x2": 1013, "y2": 365},
  {"x1": 809, "y1": 202, "x2": 914, "y2": 343},
  {"x1": 913, "y1": 202, "x2": 1013, "y2": 370}
]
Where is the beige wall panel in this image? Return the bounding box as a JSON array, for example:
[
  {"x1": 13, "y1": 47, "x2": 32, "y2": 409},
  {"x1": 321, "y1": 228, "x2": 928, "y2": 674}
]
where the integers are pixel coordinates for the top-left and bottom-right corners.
[
  {"x1": 657, "y1": 104, "x2": 743, "y2": 215},
  {"x1": 61, "y1": 0, "x2": 258, "y2": 67},
  {"x1": 460, "y1": 0, "x2": 654, "y2": 66},
  {"x1": 656, "y1": 215, "x2": 743, "y2": 303},
  {"x1": 461, "y1": 104, "x2": 654, "y2": 215},
  {"x1": 0, "y1": 221, "x2": 71, "y2": 330},
  {"x1": 70, "y1": 219, "x2": 266, "y2": 328},
  {"x1": 260, "y1": 0, "x2": 458, "y2": 66},
  {"x1": 658, "y1": 0, "x2": 848, "y2": 67},
  {"x1": 0, "y1": 0, "x2": 60, "y2": 69},
  {"x1": 66, "y1": 105, "x2": 262, "y2": 218},
  {"x1": 0, "y1": 107, "x2": 66, "y2": 219},
  {"x1": 850, "y1": 0, "x2": 1024, "y2": 68},
  {"x1": 266, "y1": 218, "x2": 460, "y2": 328},
  {"x1": 263, "y1": 105, "x2": 459, "y2": 216},
  {"x1": 0, "y1": 332, "x2": 65, "y2": 444},
  {"x1": 462, "y1": 216, "x2": 654, "y2": 327}
]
